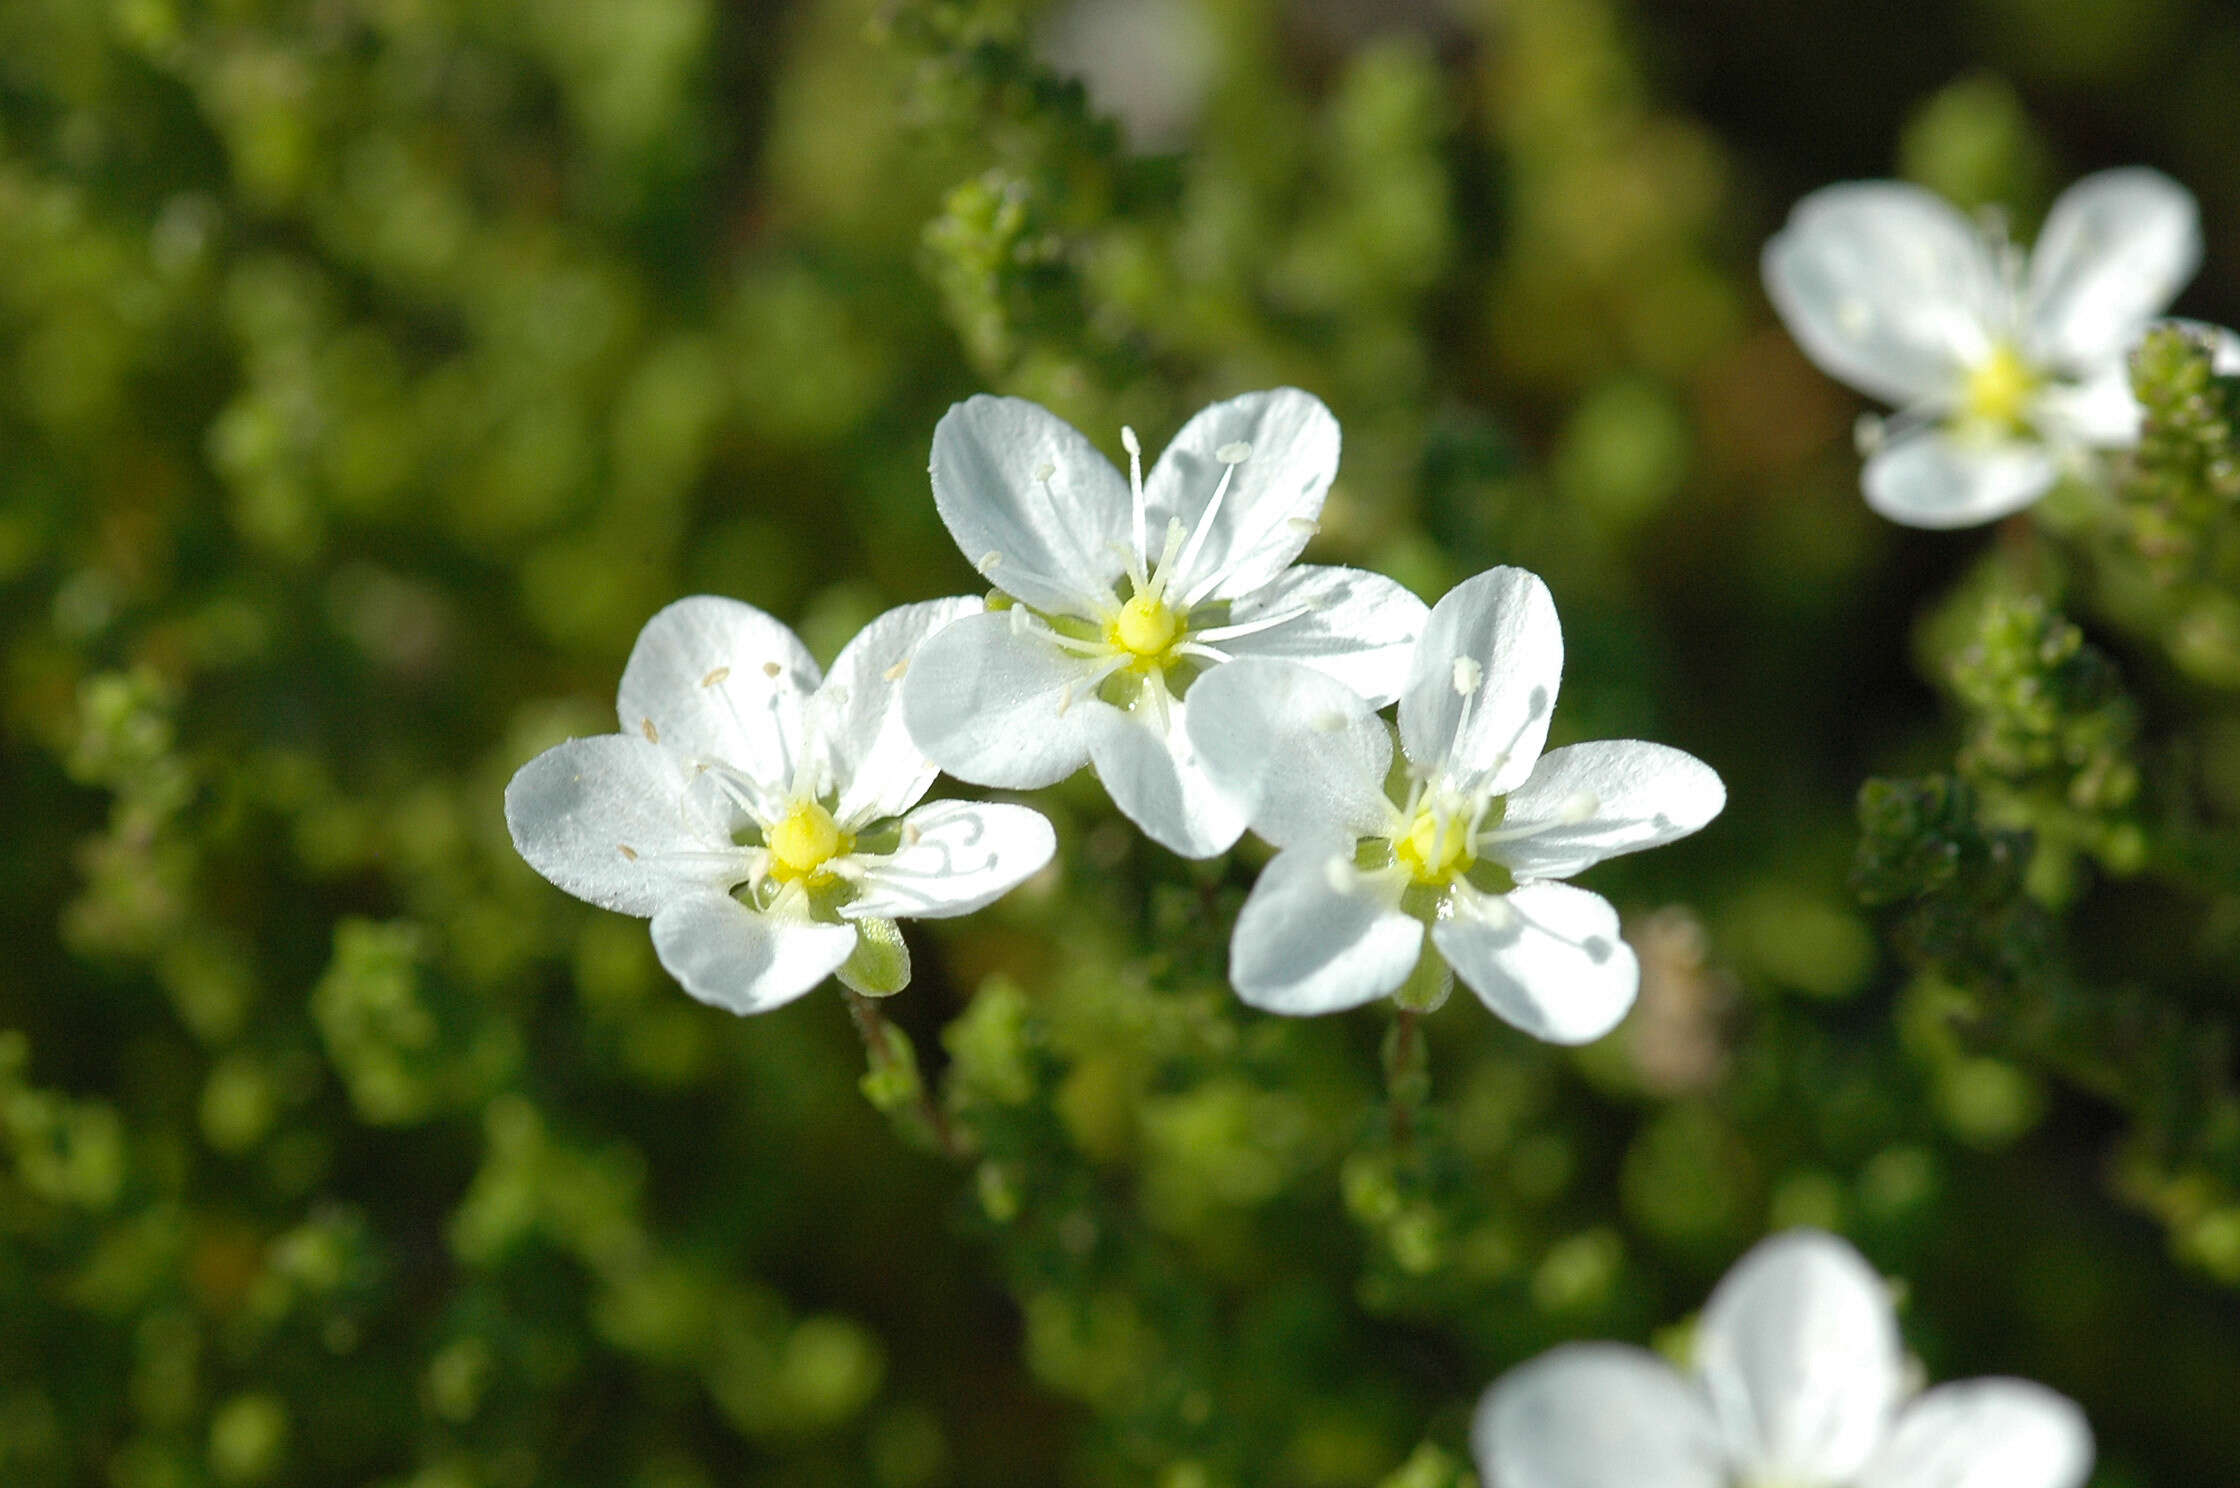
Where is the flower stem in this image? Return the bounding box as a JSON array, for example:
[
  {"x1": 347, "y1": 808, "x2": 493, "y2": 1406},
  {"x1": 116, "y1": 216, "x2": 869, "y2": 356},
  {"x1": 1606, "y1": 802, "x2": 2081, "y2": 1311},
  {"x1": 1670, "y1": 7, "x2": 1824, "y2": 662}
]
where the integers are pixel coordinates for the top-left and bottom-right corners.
[
  {"x1": 843, "y1": 988, "x2": 967, "y2": 1161},
  {"x1": 1382, "y1": 1007, "x2": 1430, "y2": 1151}
]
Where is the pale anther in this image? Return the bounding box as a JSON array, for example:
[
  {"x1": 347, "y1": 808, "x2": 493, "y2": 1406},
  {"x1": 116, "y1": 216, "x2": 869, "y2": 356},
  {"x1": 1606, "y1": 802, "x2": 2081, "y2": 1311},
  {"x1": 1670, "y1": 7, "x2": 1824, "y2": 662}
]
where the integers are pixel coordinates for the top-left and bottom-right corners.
[
  {"x1": 700, "y1": 667, "x2": 730, "y2": 687},
  {"x1": 641, "y1": 718, "x2": 659, "y2": 743},
  {"x1": 1216, "y1": 441, "x2": 1251, "y2": 464},
  {"x1": 1453, "y1": 657, "x2": 1483, "y2": 697},
  {"x1": 883, "y1": 659, "x2": 909, "y2": 682}
]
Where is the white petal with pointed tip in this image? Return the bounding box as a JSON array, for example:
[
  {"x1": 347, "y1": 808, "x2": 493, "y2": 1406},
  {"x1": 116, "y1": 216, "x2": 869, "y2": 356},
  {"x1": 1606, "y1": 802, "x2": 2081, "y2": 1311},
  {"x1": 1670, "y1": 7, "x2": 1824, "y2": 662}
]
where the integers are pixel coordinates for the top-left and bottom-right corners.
[
  {"x1": 930, "y1": 395, "x2": 1133, "y2": 616},
  {"x1": 1862, "y1": 429, "x2": 2058, "y2": 529},
  {"x1": 1434, "y1": 880, "x2": 1637, "y2": 1044},
  {"x1": 901, "y1": 609, "x2": 1100, "y2": 789},
  {"x1": 2026, "y1": 168, "x2": 2199, "y2": 376},
  {"x1": 1763, "y1": 181, "x2": 1998, "y2": 406},
  {"x1": 816, "y1": 596, "x2": 984, "y2": 829},
  {"x1": 1472, "y1": 1343, "x2": 1728, "y2": 1488},
  {"x1": 844, "y1": 799, "x2": 1057, "y2": 921},
  {"x1": 1185, "y1": 658, "x2": 1396, "y2": 851},
  {"x1": 1229, "y1": 845, "x2": 1423, "y2": 1014},
  {"x1": 1213, "y1": 564, "x2": 1428, "y2": 707},
  {"x1": 1402, "y1": 567, "x2": 1563, "y2": 796},
  {"x1": 505, "y1": 735, "x2": 743, "y2": 917},
  {"x1": 618, "y1": 597, "x2": 818, "y2": 788},
  {"x1": 1696, "y1": 1229, "x2": 1906, "y2": 1485},
  {"x1": 1081, "y1": 695, "x2": 1250, "y2": 858},
  {"x1": 1859, "y1": 1379, "x2": 2094, "y2": 1488},
  {"x1": 1141, "y1": 388, "x2": 1341, "y2": 603},
  {"x1": 1491, "y1": 740, "x2": 1725, "y2": 882},
  {"x1": 648, "y1": 893, "x2": 858, "y2": 1016}
]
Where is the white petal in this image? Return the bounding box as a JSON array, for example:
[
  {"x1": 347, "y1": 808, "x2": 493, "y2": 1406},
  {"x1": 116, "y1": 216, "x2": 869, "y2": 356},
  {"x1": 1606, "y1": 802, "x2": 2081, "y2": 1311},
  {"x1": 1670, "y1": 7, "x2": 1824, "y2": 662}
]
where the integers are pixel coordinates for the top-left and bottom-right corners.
[
  {"x1": 1142, "y1": 388, "x2": 1341, "y2": 603},
  {"x1": 1229, "y1": 845, "x2": 1423, "y2": 1015},
  {"x1": 1184, "y1": 658, "x2": 1397, "y2": 851},
  {"x1": 843, "y1": 799, "x2": 1057, "y2": 921},
  {"x1": 1492, "y1": 741, "x2": 1726, "y2": 882},
  {"x1": 1859, "y1": 1379, "x2": 2093, "y2": 1488},
  {"x1": 2025, "y1": 168, "x2": 2199, "y2": 375},
  {"x1": 930, "y1": 395, "x2": 1132, "y2": 616},
  {"x1": 2200, "y1": 317, "x2": 2240, "y2": 375},
  {"x1": 1696, "y1": 1229, "x2": 1906, "y2": 1485},
  {"x1": 1401, "y1": 567, "x2": 1562, "y2": 796},
  {"x1": 505, "y1": 735, "x2": 743, "y2": 916},
  {"x1": 1434, "y1": 880, "x2": 1638, "y2": 1044},
  {"x1": 1862, "y1": 429, "x2": 2057, "y2": 529},
  {"x1": 1081, "y1": 695, "x2": 1250, "y2": 858},
  {"x1": 1472, "y1": 1343, "x2": 1728, "y2": 1488},
  {"x1": 2033, "y1": 361, "x2": 2140, "y2": 448},
  {"x1": 648, "y1": 893, "x2": 858, "y2": 1016},
  {"x1": 815, "y1": 596, "x2": 984, "y2": 829},
  {"x1": 1212, "y1": 564, "x2": 1428, "y2": 707},
  {"x1": 900, "y1": 609, "x2": 1099, "y2": 789},
  {"x1": 1762, "y1": 181, "x2": 1999, "y2": 406},
  {"x1": 618, "y1": 597, "x2": 818, "y2": 793}
]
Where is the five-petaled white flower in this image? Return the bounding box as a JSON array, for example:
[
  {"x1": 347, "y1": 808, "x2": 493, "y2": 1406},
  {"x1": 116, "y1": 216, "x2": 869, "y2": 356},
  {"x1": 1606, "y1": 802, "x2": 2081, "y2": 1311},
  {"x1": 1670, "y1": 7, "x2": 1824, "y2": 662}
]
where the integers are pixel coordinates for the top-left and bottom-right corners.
[
  {"x1": 1764, "y1": 167, "x2": 2199, "y2": 528},
  {"x1": 1474, "y1": 1229, "x2": 2094, "y2": 1488},
  {"x1": 900, "y1": 389, "x2": 1428, "y2": 858},
  {"x1": 505, "y1": 596, "x2": 1056, "y2": 1014},
  {"x1": 1184, "y1": 566, "x2": 1722, "y2": 1041}
]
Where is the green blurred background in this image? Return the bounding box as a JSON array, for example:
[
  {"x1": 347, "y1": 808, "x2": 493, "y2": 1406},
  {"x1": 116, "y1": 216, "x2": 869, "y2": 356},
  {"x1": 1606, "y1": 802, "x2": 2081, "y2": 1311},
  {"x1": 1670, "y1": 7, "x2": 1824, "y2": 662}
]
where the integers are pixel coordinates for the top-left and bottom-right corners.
[{"x1": 7, "y1": 0, "x2": 2240, "y2": 1483}]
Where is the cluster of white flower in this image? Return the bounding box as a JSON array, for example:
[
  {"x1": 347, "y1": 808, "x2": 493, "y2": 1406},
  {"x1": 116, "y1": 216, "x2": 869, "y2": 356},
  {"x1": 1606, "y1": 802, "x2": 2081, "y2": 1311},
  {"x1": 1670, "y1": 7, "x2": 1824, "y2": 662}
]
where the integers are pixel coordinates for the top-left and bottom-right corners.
[
  {"x1": 1764, "y1": 167, "x2": 2218, "y2": 528},
  {"x1": 507, "y1": 388, "x2": 1724, "y2": 1044},
  {"x1": 502, "y1": 159, "x2": 2193, "y2": 1478}
]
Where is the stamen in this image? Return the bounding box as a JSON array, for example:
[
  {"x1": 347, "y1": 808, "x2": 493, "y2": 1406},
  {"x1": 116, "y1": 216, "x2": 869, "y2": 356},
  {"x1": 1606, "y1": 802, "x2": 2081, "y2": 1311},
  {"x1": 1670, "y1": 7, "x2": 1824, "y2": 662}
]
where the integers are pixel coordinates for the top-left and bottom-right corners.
[
  {"x1": 1121, "y1": 425, "x2": 1148, "y2": 584},
  {"x1": 1057, "y1": 654, "x2": 1132, "y2": 716},
  {"x1": 1142, "y1": 670, "x2": 1174, "y2": 733},
  {"x1": 1191, "y1": 603, "x2": 1319, "y2": 644},
  {"x1": 1482, "y1": 791, "x2": 1601, "y2": 845},
  {"x1": 976, "y1": 549, "x2": 1079, "y2": 610},
  {"x1": 1452, "y1": 657, "x2": 1483, "y2": 697},
  {"x1": 1146, "y1": 517, "x2": 1188, "y2": 601},
  {"x1": 1175, "y1": 642, "x2": 1232, "y2": 665},
  {"x1": 1170, "y1": 457, "x2": 1242, "y2": 605}
]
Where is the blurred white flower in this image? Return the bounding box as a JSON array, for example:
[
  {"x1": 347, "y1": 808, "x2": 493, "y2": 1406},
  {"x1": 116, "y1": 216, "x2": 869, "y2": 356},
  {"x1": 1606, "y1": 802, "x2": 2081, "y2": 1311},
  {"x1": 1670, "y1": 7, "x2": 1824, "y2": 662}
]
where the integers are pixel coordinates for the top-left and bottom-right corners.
[
  {"x1": 506, "y1": 596, "x2": 1055, "y2": 1013},
  {"x1": 1184, "y1": 566, "x2": 1722, "y2": 1042},
  {"x1": 1474, "y1": 1229, "x2": 2094, "y2": 1488},
  {"x1": 1764, "y1": 168, "x2": 2198, "y2": 528},
  {"x1": 901, "y1": 389, "x2": 1426, "y2": 857}
]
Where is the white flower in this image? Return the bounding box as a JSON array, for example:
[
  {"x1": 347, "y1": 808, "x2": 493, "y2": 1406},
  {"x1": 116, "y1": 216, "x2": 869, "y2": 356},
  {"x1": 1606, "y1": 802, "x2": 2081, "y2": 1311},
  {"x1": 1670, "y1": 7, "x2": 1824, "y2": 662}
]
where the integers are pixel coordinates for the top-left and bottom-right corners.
[
  {"x1": 504, "y1": 596, "x2": 1056, "y2": 1014},
  {"x1": 1473, "y1": 1229, "x2": 2094, "y2": 1488},
  {"x1": 900, "y1": 389, "x2": 1428, "y2": 858},
  {"x1": 1764, "y1": 168, "x2": 2199, "y2": 528},
  {"x1": 1184, "y1": 566, "x2": 1723, "y2": 1043}
]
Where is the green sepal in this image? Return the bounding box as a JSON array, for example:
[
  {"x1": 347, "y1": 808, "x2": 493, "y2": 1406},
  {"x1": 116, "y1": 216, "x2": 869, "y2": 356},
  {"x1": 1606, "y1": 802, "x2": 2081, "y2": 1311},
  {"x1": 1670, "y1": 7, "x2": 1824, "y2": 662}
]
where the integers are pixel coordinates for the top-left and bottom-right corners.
[
  {"x1": 1389, "y1": 938, "x2": 1450, "y2": 1013},
  {"x1": 836, "y1": 917, "x2": 912, "y2": 997}
]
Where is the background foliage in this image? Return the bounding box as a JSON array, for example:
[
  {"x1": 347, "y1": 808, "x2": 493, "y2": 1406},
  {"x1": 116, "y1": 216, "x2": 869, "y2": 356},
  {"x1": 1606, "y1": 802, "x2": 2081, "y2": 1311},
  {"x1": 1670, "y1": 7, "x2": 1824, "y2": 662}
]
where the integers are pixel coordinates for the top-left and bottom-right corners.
[{"x1": 7, "y1": 0, "x2": 2240, "y2": 1483}]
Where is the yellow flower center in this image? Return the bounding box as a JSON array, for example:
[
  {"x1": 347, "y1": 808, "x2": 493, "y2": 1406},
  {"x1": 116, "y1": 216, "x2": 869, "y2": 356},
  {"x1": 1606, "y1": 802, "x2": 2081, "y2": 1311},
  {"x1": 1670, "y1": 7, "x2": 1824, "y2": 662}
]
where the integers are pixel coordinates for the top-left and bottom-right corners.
[
  {"x1": 1960, "y1": 343, "x2": 2039, "y2": 432},
  {"x1": 1109, "y1": 592, "x2": 1183, "y2": 671},
  {"x1": 765, "y1": 800, "x2": 850, "y2": 883},
  {"x1": 1394, "y1": 808, "x2": 1474, "y2": 887}
]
